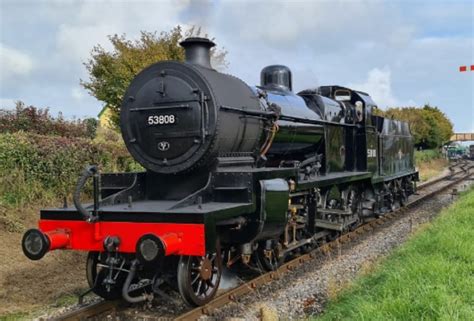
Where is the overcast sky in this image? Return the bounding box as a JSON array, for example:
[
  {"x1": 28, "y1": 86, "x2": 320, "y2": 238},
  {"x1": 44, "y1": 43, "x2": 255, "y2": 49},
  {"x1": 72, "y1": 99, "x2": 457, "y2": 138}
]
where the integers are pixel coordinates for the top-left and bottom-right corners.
[{"x1": 0, "y1": 0, "x2": 473, "y2": 132}]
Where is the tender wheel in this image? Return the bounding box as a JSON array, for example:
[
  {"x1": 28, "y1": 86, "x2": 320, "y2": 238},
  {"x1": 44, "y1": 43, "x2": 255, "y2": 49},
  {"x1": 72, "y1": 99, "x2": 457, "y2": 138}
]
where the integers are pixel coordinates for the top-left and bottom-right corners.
[
  {"x1": 256, "y1": 241, "x2": 284, "y2": 271},
  {"x1": 177, "y1": 249, "x2": 222, "y2": 306},
  {"x1": 86, "y1": 252, "x2": 126, "y2": 300}
]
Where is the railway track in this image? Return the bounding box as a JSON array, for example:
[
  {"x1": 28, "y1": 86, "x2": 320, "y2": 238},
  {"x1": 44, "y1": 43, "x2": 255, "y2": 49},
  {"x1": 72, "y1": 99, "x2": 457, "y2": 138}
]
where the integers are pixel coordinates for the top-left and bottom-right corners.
[
  {"x1": 53, "y1": 300, "x2": 122, "y2": 321},
  {"x1": 418, "y1": 160, "x2": 469, "y2": 189},
  {"x1": 53, "y1": 161, "x2": 473, "y2": 321}
]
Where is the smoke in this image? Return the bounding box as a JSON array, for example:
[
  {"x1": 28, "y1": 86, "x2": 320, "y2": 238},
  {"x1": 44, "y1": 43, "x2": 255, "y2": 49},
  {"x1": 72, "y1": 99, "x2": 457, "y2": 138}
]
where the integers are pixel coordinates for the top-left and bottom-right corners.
[
  {"x1": 219, "y1": 266, "x2": 240, "y2": 290},
  {"x1": 185, "y1": 0, "x2": 214, "y2": 32}
]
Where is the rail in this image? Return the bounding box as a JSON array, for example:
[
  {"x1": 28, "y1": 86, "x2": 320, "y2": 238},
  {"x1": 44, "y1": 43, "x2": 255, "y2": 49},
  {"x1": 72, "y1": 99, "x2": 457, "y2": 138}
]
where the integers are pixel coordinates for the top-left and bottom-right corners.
[
  {"x1": 53, "y1": 161, "x2": 472, "y2": 321},
  {"x1": 53, "y1": 300, "x2": 122, "y2": 321},
  {"x1": 175, "y1": 163, "x2": 472, "y2": 320}
]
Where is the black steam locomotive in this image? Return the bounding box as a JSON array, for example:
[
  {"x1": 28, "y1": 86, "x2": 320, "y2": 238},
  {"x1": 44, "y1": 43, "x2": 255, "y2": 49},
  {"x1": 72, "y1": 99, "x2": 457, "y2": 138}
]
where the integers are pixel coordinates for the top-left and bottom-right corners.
[{"x1": 22, "y1": 37, "x2": 418, "y2": 306}]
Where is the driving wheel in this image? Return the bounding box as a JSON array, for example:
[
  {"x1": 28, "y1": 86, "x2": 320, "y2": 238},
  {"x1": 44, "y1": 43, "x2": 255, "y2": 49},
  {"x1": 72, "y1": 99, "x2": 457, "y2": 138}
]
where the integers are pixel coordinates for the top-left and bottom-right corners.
[{"x1": 177, "y1": 247, "x2": 222, "y2": 306}]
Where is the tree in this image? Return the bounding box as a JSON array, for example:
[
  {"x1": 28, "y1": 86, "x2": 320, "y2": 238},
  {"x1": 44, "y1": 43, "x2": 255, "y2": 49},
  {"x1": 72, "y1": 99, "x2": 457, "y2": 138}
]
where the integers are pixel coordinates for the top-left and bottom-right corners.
[
  {"x1": 381, "y1": 104, "x2": 453, "y2": 149},
  {"x1": 383, "y1": 107, "x2": 430, "y2": 146},
  {"x1": 421, "y1": 104, "x2": 453, "y2": 145},
  {"x1": 81, "y1": 26, "x2": 228, "y2": 129}
]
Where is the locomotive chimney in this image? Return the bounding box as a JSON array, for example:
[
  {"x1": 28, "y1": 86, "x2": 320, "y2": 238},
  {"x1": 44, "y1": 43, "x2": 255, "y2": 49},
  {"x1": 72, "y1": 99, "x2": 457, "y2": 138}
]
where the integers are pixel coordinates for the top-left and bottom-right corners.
[{"x1": 180, "y1": 37, "x2": 215, "y2": 69}]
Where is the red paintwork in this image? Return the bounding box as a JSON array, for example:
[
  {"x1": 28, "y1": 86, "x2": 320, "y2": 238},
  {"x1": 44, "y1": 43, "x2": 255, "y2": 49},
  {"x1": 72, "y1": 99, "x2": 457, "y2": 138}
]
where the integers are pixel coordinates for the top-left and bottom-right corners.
[
  {"x1": 160, "y1": 233, "x2": 182, "y2": 255},
  {"x1": 38, "y1": 220, "x2": 205, "y2": 256},
  {"x1": 44, "y1": 229, "x2": 70, "y2": 250}
]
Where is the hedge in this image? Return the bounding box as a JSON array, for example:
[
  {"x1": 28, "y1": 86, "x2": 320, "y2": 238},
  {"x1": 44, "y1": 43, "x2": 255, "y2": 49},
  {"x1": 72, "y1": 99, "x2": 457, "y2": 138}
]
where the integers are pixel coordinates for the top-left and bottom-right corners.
[{"x1": 0, "y1": 129, "x2": 142, "y2": 207}]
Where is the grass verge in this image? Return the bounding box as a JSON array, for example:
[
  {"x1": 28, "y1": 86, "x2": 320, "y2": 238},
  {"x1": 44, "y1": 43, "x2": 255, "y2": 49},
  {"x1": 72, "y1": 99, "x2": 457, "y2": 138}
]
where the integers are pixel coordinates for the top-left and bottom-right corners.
[
  {"x1": 415, "y1": 149, "x2": 448, "y2": 182},
  {"x1": 315, "y1": 186, "x2": 474, "y2": 321}
]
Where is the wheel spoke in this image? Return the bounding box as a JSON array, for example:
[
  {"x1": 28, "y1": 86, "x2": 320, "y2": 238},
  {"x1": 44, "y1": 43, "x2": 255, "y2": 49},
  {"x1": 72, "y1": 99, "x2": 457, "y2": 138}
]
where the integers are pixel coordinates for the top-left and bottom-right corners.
[
  {"x1": 191, "y1": 273, "x2": 200, "y2": 285},
  {"x1": 196, "y1": 279, "x2": 203, "y2": 295},
  {"x1": 178, "y1": 249, "x2": 222, "y2": 306},
  {"x1": 203, "y1": 281, "x2": 208, "y2": 294},
  {"x1": 206, "y1": 279, "x2": 215, "y2": 288}
]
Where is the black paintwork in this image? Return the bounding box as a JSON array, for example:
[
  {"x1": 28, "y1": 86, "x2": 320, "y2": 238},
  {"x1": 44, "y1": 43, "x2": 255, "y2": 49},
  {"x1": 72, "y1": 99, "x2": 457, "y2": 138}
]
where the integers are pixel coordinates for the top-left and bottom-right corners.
[
  {"x1": 260, "y1": 65, "x2": 293, "y2": 92},
  {"x1": 179, "y1": 37, "x2": 215, "y2": 69},
  {"x1": 39, "y1": 37, "x2": 418, "y2": 256},
  {"x1": 120, "y1": 54, "x2": 264, "y2": 174}
]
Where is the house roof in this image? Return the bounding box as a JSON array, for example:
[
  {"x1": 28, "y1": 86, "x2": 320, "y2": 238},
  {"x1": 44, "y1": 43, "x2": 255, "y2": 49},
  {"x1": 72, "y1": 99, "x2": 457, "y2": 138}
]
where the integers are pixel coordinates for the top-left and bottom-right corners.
[{"x1": 98, "y1": 106, "x2": 108, "y2": 118}]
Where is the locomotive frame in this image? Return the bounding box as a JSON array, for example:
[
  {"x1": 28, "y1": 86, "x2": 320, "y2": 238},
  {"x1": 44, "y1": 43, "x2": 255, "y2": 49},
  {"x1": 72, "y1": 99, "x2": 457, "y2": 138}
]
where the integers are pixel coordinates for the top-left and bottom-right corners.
[{"x1": 22, "y1": 37, "x2": 418, "y2": 306}]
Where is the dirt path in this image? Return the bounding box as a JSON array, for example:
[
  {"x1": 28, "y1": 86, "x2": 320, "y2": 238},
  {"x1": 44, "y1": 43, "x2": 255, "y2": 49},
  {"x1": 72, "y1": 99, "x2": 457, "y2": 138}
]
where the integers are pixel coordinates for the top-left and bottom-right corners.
[{"x1": 0, "y1": 206, "x2": 87, "y2": 317}]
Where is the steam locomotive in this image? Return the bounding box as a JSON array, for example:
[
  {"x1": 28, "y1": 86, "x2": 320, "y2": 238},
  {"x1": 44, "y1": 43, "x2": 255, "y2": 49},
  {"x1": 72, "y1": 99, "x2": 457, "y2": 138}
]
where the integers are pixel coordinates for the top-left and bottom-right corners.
[{"x1": 22, "y1": 37, "x2": 418, "y2": 306}]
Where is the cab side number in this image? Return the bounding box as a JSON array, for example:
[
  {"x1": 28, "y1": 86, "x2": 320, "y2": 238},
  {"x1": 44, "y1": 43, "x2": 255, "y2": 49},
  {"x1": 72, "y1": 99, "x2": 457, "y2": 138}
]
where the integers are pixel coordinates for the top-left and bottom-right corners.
[
  {"x1": 147, "y1": 114, "x2": 176, "y2": 125},
  {"x1": 367, "y1": 149, "x2": 377, "y2": 158}
]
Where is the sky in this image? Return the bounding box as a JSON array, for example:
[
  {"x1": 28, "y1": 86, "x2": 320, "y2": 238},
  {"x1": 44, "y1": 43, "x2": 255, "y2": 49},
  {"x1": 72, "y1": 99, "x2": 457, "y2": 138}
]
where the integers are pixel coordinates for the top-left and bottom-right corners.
[{"x1": 0, "y1": 0, "x2": 473, "y2": 132}]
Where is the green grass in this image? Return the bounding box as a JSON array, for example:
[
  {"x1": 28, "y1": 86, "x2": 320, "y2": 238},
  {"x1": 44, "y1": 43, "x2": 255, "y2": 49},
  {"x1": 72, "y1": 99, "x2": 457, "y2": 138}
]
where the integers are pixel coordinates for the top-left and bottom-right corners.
[
  {"x1": 415, "y1": 149, "x2": 441, "y2": 163},
  {"x1": 414, "y1": 148, "x2": 448, "y2": 182},
  {"x1": 0, "y1": 312, "x2": 28, "y2": 321},
  {"x1": 315, "y1": 187, "x2": 474, "y2": 321}
]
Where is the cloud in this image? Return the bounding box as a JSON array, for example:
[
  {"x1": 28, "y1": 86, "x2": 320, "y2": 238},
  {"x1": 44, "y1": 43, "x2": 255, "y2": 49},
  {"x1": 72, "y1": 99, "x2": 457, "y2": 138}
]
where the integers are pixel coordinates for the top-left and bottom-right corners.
[
  {"x1": 71, "y1": 87, "x2": 84, "y2": 100},
  {"x1": 348, "y1": 67, "x2": 408, "y2": 108},
  {"x1": 0, "y1": 43, "x2": 33, "y2": 80},
  {"x1": 210, "y1": 0, "x2": 406, "y2": 52},
  {"x1": 0, "y1": 98, "x2": 17, "y2": 108},
  {"x1": 56, "y1": 23, "x2": 116, "y2": 66},
  {"x1": 55, "y1": 0, "x2": 191, "y2": 65},
  {"x1": 0, "y1": 0, "x2": 472, "y2": 133}
]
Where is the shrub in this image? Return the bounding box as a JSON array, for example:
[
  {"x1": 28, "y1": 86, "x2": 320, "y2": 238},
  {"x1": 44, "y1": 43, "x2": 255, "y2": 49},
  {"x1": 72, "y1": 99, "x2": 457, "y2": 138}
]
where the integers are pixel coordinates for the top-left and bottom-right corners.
[
  {"x1": 0, "y1": 130, "x2": 142, "y2": 207},
  {"x1": 414, "y1": 149, "x2": 441, "y2": 163},
  {"x1": 0, "y1": 101, "x2": 95, "y2": 138}
]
